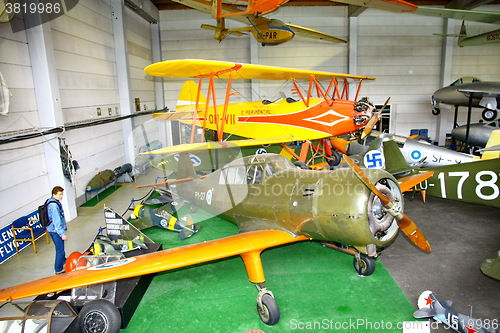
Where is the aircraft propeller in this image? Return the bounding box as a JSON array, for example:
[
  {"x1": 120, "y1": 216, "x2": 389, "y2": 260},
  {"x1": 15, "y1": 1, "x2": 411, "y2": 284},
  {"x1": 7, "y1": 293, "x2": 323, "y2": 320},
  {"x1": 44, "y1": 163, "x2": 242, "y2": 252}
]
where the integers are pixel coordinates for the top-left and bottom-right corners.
[
  {"x1": 361, "y1": 97, "x2": 391, "y2": 139},
  {"x1": 343, "y1": 154, "x2": 431, "y2": 252}
]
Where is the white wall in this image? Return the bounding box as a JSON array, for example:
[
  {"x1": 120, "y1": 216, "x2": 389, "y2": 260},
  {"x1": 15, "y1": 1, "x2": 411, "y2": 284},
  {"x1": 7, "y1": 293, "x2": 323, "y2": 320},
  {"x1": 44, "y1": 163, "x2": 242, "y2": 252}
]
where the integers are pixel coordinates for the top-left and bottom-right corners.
[
  {"x1": 0, "y1": 0, "x2": 162, "y2": 227},
  {"x1": 0, "y1": 14, "x2": 52, "y2": 226}
]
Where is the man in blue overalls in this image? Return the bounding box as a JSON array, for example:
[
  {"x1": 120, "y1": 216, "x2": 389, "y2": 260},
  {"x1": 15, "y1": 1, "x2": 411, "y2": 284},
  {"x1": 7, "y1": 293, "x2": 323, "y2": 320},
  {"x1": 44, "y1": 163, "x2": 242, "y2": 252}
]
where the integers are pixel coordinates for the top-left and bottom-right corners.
[{"x1": 46, "y1": 186, "x2": 68, "y2": 275}]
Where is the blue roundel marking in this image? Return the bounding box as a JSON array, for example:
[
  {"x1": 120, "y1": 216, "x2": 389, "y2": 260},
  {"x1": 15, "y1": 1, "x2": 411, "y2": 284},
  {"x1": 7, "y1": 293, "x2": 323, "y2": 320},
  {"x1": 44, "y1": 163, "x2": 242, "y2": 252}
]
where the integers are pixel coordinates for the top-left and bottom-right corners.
[
  {"x1": 206, "y1": 189, "x2": 213, "y2": 205},
  {"x1": 410, "y1": 149, "x2": 422, "y2": 161},
  {"x1": 364, "y1": 150, "x2": 385, "y2": 169}
]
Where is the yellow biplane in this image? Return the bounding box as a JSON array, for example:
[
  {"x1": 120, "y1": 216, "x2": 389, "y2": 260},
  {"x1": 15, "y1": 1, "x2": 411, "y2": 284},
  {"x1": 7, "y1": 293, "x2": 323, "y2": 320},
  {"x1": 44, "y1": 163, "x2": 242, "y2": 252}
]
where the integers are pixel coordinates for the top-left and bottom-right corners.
[{"x1": 146, "y1": 59, "x2": 379, "y2": 167}]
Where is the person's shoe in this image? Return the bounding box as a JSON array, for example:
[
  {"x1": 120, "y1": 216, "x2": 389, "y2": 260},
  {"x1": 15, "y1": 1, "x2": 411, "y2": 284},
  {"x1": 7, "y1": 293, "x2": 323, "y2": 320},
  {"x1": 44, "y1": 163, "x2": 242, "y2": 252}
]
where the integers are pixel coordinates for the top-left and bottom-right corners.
[{"x1": 55, "y1": 270, "x2": 65, "y2": 275}]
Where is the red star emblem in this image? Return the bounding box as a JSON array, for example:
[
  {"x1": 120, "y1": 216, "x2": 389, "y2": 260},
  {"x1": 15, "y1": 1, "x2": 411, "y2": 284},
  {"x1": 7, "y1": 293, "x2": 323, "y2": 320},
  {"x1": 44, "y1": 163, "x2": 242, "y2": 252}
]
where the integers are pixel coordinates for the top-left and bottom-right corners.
[
  {"x1": 424, "y1": 296, "x2": 435, "y2": 306},
  {"x1": 464, "y1": 325, "x2": 477, "y2": 333}
]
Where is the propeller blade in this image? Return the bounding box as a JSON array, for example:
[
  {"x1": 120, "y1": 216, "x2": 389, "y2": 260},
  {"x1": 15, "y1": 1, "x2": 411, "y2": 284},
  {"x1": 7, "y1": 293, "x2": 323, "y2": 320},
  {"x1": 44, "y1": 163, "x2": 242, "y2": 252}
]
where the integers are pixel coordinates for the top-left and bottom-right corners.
[
  {"x1": 343, "y1": 155, "x2": 391, "y2": 206},
  {"x1": 361, "y1": 97, "x2": 391, "y2": 139},
  {"x1": 343, "y1": 154, "x2": 431, "y2": 252},
  {"x1": 397, "y1": 214, "x2": 432, "y2": 252}
]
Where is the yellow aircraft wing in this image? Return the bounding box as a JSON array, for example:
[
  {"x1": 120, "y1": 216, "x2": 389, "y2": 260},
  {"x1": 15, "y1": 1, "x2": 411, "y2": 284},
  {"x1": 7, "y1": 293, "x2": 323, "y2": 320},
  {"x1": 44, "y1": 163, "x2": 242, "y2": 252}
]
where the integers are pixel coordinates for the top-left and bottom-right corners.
[
  {"x1": 286, "y1": 24, "x2": 347, "y2": 43},
  {"x1": 144, "y1": 59, "x2": 375, "y2": 81},
  {"x1": 0, "y1": 230, "x2": 307, "y2": 302},
  {"x1": 153, "y1": 111, "x2": 198, "y2": 121},
  {"x1": 143, "y1": 135, "x2": 317, "y2": 155}
]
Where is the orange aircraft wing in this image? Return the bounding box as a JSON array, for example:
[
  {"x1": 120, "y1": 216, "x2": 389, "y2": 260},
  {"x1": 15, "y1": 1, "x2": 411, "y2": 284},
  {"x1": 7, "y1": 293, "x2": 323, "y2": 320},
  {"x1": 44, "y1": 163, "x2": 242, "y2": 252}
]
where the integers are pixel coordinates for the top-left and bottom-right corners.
[
  {"x1": 144, "y1": 59, "x2": 375, "y2": 81},
  {"x1": 397, "y1": 171, "x2": 434, "y2": 192},
  {"x1": 0, "y1": 230, "x2": 307, "y2": 302}
]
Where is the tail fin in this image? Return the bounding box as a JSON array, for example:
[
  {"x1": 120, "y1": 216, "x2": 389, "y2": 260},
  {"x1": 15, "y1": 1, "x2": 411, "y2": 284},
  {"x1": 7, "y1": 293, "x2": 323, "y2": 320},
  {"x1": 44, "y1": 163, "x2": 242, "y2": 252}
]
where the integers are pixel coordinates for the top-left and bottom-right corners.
[
  {"x1": 482, "y1": 129, "x2": 500, "y2": 160},
  {"x1": 177, "y1": 80, "x2": 206, "y2": 114},
  {"x1": 382, "y1": 140, "x2": 412, "y2": 176},
  {"x1": 177, "y1": 153, "x2": 197, "y2": 180},
  {"x1": 458, "y1": 21, "x2": 468, "y2": 46}
]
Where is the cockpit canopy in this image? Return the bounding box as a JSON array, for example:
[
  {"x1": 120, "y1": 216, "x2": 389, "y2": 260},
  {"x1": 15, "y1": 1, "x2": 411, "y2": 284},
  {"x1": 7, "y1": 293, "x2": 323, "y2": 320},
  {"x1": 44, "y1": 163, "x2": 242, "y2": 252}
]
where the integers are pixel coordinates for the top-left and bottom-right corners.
[
  {"x1": 219, "y1": 153, "x2": 296, "y2": 185},
  {"x1": 450, "y1": 77, "x2": 482, "y2": 86}
]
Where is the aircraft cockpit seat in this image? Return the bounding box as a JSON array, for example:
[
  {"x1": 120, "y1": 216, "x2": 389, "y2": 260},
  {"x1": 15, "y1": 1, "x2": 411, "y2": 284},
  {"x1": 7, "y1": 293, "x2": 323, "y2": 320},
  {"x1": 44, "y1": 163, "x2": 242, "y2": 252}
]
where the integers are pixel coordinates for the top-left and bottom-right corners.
[{"x1": 246, "y1": 165, "x2": 263, "y2": 184}]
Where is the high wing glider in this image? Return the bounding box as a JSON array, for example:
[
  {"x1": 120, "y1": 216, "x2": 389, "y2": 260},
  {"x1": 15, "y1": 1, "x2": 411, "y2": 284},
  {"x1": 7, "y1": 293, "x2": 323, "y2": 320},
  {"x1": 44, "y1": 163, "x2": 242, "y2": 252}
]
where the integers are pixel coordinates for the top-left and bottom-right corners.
[
  {"x1": 432, "y1": 77, "x2": 500, "y2": 122},
  {"x1": 0, "y1": 152, "x2": 432, "y2": 326},
  {"x1": 146, "y1": 59, "x2": 377, "y2": 167},
  {"x1": 331, "y1": 0, "x2": 500, "y2": 47},
  {"x1": 170, "y1": 0, "x2": 347, "y2": 45}
]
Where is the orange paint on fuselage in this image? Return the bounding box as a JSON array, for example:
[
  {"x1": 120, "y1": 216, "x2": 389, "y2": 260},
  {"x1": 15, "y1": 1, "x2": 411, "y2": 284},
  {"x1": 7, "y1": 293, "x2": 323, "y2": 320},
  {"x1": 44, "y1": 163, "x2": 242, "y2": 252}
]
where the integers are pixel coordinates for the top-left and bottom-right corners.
[{"x1": 183, "y1": 98, "x2": 367, "y2": 140}]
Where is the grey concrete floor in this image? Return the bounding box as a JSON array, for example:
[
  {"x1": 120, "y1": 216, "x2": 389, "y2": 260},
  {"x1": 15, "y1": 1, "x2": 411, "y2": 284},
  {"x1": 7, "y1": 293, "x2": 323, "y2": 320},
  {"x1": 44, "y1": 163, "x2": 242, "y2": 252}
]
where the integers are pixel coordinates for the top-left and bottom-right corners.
[
  {"x1": 380, "y1": 195, "x2": 500, "y2": 332},
  {"x1": 0, "y1": 171, "x2": 498, "y2": 332}
]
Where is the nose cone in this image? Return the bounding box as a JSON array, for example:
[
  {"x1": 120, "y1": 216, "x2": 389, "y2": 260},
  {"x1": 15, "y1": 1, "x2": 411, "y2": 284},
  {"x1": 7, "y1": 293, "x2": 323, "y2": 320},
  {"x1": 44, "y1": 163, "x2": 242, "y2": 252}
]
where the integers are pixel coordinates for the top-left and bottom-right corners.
[{"x1": 302, "y1": 169, "x2": 400, "y2": 252}]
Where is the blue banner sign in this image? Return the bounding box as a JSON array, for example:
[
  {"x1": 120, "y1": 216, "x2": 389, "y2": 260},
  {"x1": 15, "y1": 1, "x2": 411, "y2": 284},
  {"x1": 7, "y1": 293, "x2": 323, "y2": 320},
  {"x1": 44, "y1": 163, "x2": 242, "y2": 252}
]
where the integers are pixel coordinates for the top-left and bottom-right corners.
[{"x1": 0, "y1": 210, "x2": 43, "y2": 264}]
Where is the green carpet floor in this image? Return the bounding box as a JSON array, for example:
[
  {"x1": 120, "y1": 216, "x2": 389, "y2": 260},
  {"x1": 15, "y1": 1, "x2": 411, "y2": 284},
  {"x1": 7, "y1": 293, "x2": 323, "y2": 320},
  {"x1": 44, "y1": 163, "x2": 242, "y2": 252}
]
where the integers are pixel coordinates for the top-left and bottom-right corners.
[
  {"x1": 81, "y1": 185, "x2": 121, "y2": 207},
  {"x1": 122, "y1": 217, "x2": 420, "y2": 333}
]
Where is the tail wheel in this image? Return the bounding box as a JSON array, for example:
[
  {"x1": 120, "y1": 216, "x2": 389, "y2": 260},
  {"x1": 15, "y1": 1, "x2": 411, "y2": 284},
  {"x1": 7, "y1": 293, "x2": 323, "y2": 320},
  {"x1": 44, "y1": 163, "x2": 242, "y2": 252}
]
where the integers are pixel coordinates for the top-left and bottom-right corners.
[
  {"x1": 257, "y1": 294, "x2": 280, "y2": 325},
  {"x1": 78, "y1": 299, "x2": 121, "y2": 333},
  {"x1": 353, "y1": 254, "x2": 376, "y2": 276}
]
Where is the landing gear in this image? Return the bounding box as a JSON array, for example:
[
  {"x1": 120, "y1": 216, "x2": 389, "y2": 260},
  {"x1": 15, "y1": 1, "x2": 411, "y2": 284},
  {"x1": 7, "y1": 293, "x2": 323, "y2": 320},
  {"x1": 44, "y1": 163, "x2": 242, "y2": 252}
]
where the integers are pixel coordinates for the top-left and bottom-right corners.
[
  {"x1": 482, "y1": 108, "x2": 497, "y2": 122},
  {"x1": 78, "y1": 299, "x2": 121, "y2": 333},
  {"x1": 322, "y1": 242, "x2": 377, "y2": 276},
  {"x1": 327, "y1": 151, "x2": 341, "y2": 167},
  {"x1": 256, "y1": 284, "x2": 280, "y2": 325},
  {"x1": 432, "y1": 107, "x2": 440, "y2": 116},
  {"x1": 353, "y1": 253, "x2": 376, "y2": 276}
]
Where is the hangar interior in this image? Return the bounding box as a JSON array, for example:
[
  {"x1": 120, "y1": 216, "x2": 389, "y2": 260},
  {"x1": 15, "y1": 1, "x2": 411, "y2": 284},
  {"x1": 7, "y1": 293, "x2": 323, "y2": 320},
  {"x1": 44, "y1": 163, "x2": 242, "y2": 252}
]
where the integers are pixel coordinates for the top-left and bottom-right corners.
[{"x1": 0, "y1": 0, "x2": 499, "y2": 332}]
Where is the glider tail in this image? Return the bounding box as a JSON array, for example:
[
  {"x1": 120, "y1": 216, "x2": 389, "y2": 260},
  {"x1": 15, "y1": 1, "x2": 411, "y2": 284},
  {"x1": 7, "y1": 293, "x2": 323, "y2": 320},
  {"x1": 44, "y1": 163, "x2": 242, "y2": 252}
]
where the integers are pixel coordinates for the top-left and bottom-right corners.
[{"x1": 458, "y1": 21, "x2": 468, "y2": 47}]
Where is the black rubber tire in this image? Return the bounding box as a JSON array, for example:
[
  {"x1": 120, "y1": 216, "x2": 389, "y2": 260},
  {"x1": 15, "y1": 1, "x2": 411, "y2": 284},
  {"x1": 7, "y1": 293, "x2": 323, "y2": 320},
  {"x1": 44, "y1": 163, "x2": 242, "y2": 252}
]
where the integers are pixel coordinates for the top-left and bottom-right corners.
[
  {"x1": 327, "y1": 151, "x2": 341, "y2": 167},
  {"x1": 257, "y1": 294, "x2": 280, "y2": 325},
  {"x1": 78, "y1": 299, "x2": 121, "y2": 333},
  {"x1": 482, "y1": 109, "x2": 497, "y2": 122},
  {"x1": 432, "y1": 108, "x2": 440, "y2": 116},
  {"x1": 294, "y1": 161, "x2": 308, "y2": 169},
  {"x1": 353, "y1": 254, "x2": 376, "y2": 276}
]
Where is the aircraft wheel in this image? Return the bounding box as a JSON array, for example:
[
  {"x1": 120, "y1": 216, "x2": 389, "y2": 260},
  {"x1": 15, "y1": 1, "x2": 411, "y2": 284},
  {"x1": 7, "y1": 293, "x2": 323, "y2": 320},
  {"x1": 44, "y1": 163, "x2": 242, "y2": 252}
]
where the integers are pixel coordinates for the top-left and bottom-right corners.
[
  {"x1": 353, "y1": 254, "x2": 375, "y2": 276},
  {"x1": 257, "y1": 294, "x2": 280, "y2": 325},
  {"x1": 482, "y1": 109, "x2": 497, "y2": 122},
  {"x1": 327, "y1": 151, "x2": 341, "y2": 167},
  {"x1": 293, "y1": 161, "x2": 308, "y2": 169},
  {"x1": 78, "y1": 299, "x2": 121, "y2": 333},
  {"x1": 432, "y1": 108, "x2": 440, "y2": 116}
]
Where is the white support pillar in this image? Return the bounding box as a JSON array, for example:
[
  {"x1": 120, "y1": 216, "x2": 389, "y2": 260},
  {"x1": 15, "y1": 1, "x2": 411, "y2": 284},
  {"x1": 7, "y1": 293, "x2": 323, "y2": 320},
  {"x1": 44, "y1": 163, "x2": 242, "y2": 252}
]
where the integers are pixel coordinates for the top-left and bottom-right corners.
[
  {"x1": 151, "y1": 22, "x2": 171, "y2": 147},
  {"x1": 348, "y1": 16, "x2": 358, "y2": 76},
  {"x1": 348, "y1": 16, "x2": 358, "y2": 101},
  {"x1": 25, "y1": 12, "x2": 77, "y2": 221},
  {"x1": 111, "y1": 0, "x2": 136, "y2": 165},
  {"x1": 250, "y1": 37, "x2": 260, "y2": 101},
  {"x1": 436, "y1": 19, "x2": 455, "y2": 146}
]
